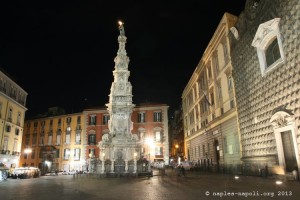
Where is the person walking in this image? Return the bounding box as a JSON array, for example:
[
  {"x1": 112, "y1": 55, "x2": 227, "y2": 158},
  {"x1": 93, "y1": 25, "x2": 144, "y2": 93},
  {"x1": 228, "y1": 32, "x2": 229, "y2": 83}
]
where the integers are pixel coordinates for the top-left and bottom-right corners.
[{"x1": 180, "y1": 165, "x2": 185, "y2": 177}]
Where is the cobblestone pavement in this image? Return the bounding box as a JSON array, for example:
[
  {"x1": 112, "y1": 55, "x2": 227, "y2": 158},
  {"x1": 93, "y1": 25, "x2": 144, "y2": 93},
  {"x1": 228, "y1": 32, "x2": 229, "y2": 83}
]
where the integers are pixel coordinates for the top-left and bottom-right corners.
[{"x1": 0, "y1": 169, "x2": 299, "y2": 200}]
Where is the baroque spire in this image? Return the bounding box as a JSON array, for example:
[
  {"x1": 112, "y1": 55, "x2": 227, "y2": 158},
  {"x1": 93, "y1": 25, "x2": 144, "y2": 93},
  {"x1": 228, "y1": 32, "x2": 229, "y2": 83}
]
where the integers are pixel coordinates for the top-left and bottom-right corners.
[{"x1": 106, "y1": 21, "x2": 134, "y2": 137}]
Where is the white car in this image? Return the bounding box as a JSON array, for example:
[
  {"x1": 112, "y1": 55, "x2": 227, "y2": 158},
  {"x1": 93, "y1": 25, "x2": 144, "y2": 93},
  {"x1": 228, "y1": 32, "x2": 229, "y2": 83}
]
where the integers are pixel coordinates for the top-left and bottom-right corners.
[{"x1": 180, "y1": 162, "x2": 193, "y2": 170}]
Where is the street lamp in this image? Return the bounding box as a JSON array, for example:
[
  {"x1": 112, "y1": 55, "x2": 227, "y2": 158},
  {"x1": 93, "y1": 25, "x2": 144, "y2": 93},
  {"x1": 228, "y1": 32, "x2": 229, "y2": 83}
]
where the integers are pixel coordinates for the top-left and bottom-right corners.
[
  {"x1": 24, "y1": 148, "x2": 32, "y2": 167},
  {"x1": 145, "y1": 137, "x2": 154, "y2": 161},
  {"x1": 175, "y1": 144, "x2": 179, "y2": 164},
  {"x1": 145, "y1": 137, "x2": 154, "y2": 173}
]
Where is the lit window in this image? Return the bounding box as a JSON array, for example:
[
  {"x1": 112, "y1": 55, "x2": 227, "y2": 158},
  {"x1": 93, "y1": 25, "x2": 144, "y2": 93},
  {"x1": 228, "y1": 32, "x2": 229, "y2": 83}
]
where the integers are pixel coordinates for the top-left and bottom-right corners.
[
  {"x1": 64, "y1": 148, "x2": 70, "y2": 160},
  {"x1": 74, "y1": 148, "x2": 81, "y2": 160}
]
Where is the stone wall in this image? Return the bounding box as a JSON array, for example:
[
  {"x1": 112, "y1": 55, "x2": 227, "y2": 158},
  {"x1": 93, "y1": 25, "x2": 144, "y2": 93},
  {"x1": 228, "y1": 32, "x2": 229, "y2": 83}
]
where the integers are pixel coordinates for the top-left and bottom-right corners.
[{"x1": 230, "y1": 0, "x2": 300, "y2": 175}]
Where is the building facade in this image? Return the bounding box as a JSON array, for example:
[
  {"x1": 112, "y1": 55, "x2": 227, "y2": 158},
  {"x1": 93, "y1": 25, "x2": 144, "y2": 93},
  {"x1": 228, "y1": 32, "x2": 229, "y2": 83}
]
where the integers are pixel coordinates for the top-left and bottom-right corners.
[
  {"x1": 182, "y1": 13, "x2": 241, "y2": 173},
  {"x1": 20, "y1": 109, "x2": 85, "y2": 174},
  {"x1": 85, "y1": 103, "x2": 169, "y2": 167},
  {"x1": 21, "y1": 103, "x2": 169, "y2": 174},
  {"x1": 230, "y1": 0, "x2": 300, "y2": 177},
  {"x1": 0, "y1": 69, "x2": 28, "y2": 173}
]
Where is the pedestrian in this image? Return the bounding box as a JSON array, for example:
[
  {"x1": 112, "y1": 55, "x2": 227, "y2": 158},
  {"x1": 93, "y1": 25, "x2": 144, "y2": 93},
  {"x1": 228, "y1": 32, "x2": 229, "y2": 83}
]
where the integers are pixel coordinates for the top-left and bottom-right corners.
[{"x1": 180, "y1": 165, "x2": 185, "y2": 177}]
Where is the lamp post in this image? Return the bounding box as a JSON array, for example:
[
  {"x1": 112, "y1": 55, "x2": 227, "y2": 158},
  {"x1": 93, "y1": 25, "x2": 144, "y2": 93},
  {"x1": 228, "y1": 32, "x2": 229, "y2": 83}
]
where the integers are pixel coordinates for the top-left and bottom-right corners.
[
  {"x1": 175, "y1": 144, "x2": 179, "y2": 165},
  {"x1": 89, "y1": 152, "x2": 95, "y2": 173},
  {"x1": 133, "y1": 152, "x2": 137, "y2": 173},
  {"x1": 145, "y1": 137, "x2": 154, "y2": 172},
  {"x1": 101, "y1": 152, "x2": 105, "y2": 174},
  {"x1": 24, "y1": 148, "x2": 32, "y2": 167}
]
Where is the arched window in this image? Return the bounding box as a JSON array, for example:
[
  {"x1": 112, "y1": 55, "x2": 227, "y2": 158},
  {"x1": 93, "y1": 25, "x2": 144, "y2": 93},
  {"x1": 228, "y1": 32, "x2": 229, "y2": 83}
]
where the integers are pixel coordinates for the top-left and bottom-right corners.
[{"x1": 252, "y1": 18, "x2": 284, "y2": 76}]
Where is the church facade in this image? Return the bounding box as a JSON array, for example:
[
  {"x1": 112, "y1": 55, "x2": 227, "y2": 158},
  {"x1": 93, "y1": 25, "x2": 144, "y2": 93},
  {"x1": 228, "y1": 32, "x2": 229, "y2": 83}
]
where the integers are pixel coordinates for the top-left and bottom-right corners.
[{"x1": 230, "y1": 0, "x2": 300, "y2": 177}]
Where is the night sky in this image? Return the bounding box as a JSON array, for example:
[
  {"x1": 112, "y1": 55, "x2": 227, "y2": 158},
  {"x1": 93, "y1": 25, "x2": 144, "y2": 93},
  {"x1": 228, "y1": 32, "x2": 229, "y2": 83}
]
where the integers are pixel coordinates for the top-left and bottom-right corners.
[{"x1": 0, "y1": 1, "x2": 246, "y2": 119}]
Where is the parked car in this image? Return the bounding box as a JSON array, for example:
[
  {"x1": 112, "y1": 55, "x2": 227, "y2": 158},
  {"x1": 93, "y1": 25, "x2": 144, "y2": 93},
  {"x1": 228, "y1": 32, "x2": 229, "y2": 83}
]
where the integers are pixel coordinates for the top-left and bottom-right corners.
[
  {"x1": 0, "y1": 163, "x2": 9, "y2": 181},
  {"x1": 179, "y1": 161, "x2": 193, "y2": 170}
]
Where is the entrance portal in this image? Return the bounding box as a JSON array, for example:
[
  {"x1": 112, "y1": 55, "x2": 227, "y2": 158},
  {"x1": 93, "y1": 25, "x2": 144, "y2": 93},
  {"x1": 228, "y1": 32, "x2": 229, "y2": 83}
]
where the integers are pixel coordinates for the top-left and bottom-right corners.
[
  {"x1": 281, "y1": 131, "x2": 298, "y2": 172},
  {"x1": 270, "y1": 111, "x2": 300, "y2": 174}
]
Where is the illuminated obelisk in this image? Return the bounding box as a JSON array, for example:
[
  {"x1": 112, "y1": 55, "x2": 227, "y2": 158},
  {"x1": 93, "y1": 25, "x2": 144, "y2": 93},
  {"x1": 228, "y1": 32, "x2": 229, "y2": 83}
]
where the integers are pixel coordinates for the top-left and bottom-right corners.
[{"x1": 98, "y1": 21, "x2": 139, "y2": 175}]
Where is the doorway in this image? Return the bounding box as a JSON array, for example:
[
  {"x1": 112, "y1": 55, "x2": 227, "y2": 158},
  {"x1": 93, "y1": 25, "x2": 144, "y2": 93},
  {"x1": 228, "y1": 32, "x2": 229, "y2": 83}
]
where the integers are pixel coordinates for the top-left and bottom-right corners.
[
  {"x1": 281, "y1": 131, "x2": 298, "y2": 172},
  {"x1": 214, "y1": 140, "x2": 220, "y2": 172}
]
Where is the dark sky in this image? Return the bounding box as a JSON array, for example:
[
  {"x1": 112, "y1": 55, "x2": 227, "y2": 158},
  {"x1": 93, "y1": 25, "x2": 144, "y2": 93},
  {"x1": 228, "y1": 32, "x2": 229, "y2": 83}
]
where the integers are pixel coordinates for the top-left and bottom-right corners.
[{"x1": 0, "y1": 1, "x2": 246, "y2": 119}]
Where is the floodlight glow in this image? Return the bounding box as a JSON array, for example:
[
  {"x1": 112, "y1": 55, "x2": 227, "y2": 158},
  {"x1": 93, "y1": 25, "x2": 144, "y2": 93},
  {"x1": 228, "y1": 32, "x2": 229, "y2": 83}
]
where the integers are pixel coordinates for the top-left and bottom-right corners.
[
  {"x1": 145, "y1": 137, "x2": 154, "y2": 146},
  {"x1": 24, "y1": 148, "x2": 32, "y2": 154},
  {"x1": 234, "y1": 176, "x2": 239, "y2": 179},
  {"x1": 276, "y1": 180, "x2": 283, "y2": 185}
]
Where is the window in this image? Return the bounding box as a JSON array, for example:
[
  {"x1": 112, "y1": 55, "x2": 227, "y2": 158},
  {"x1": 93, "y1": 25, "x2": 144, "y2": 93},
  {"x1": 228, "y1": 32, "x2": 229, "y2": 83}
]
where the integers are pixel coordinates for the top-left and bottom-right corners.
[
  {"x1": 48, "y1": 134, "x2": 52, "y2": 145},
  {"x1": 103, "y1": 115, "x2": 109, "y2": 125},
  {"x1": 66, "y1": 117, "x2": 71, "y2": 124},
  {"x1": 139, "y1": 130, "x2": 145, "y2": 141},
  {"x1": 202, "y1": 145, "x2": 205, "y2": 157},
  {"x1": 155, "y1": 131, "x2": 161, "y2": 142},
  {"x1": 224, "y1": 137, "x2": 227, "y2": 154},
  {"x1": 213, "y1": 54, "x2": 219, "y2": 73},
  {"x1": 189, "y1": 112, "x2": 194, "y2": 124},
  {"x1": 217, "y1": 82, "x2": 222, "y2": 100},
  {"x1": 138, "y1": 112, "x2": 145, "y2": 123},
  {"x1": 6, "y1": 125, "x2": 11, "y2": 132},
  {"x1": 155, "y1": 147, "x2": 163, "y2": 156},
  {"x1": 32, "y1": 134, "x2": 37, "y2": 146},
  {"x1": 64, "y1": 148, "x2": 70, "y2": 160},
  {"x1": 154, "y1": 112, "x2": 162, "y2": 122},
  {"x1": 74, "y1": 148, "x2": 81, "y2": 160},
  {"x1": 88, "y1": 134, "x2": 96, "y2": 145},
  {"x1": 58, "y1": 118, "x2": 62, "y2": 126},
  {"x1": 90, "y1": 115, "x2": 96, "y2": 125},
  {"x1": 207, "y1": 64, "x2": 212, "y2": 81},
  {"x1": 17, "y1": 112, "x2": 21, "y2": 125},
  {"x1": 8, "y1": 107, "x2": 13, "y2": 121},
  {"x1": 3, "y1": 137, "x2": 8, "y2": 151},
  {"x1": 40, "y1": 135, "x2": 44, "y2": 146},
  {"x1": 41, "y1": 121, "x2": 45, "y2": 127},
  {"x1": 89, "y1": 148, "x2": 95, "y2": 157},
  {"x1": 25, "y1": 134, "x2": 30, "y2": 145},
  {"x1": 230, "y1": 100, "x2": 235, "y2": 109},
  {"x1": 228, "y1": 76, "x2": 233, "y2": 91},
  {"x1": 252, "y1": 18, "x2": 284, "y2": 76},
  {"x1": 31, "y1": 150, "x2": 35, "y2": 159},
  {"x1": 223, "y1": 40, "x2": 229, "y2": 64},
  {"x1": 77, "y1": 116, "x2": 81, "y2": 124},
  {"x1": 207, "y1": 143, "x2": 210, "y2": 156},
  {"x1": 65, "y1": 127, "x2": 71, "y2": 144},
  {"x1": 187, "y1": 92, "x2": 193, "y2": 106},
  {"x1": 75, "y1": 131, "x2": 81, "y2": 144},
  {"x1": 57, "y1": 129, "x2": 61, "y2": 145},
  {"x1": 34, "y1": 121, "x2": 38, "y2": 127},
  {"x1": 50, "y1": 120, "x2": 53, "y2": 126},
  {"x1": 266, "y1": 38, "x2": 281, "y2": 67},
  {"x1": 210, "y1": 92, "x2": 215, "y2": 106},
  {"x1": 13, "y1": 139, "x2": 18, "y2": 153},
  {"x1": 14, "y1": 128, "x2": 19, "y2": 136}
]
